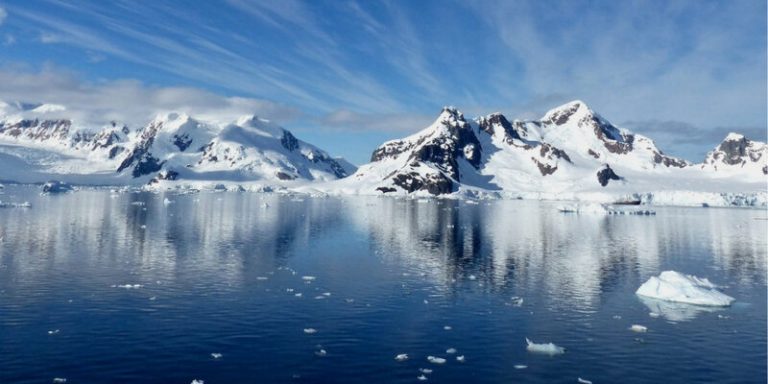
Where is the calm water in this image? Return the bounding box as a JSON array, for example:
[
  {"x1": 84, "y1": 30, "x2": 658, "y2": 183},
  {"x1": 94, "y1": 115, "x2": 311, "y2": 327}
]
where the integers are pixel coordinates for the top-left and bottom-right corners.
[{"x1": 0, "y1": 186, "x2": 765, "y2": 384}]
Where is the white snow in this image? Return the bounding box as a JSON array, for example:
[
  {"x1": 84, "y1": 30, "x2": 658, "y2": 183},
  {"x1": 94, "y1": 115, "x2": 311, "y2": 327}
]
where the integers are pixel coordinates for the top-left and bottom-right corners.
[
  {"x1": 636, "y1": 271, "x2": 734, "y2": 306},
  {"x1": 525, "y1": 338, "x2": 565, "y2": 355}
]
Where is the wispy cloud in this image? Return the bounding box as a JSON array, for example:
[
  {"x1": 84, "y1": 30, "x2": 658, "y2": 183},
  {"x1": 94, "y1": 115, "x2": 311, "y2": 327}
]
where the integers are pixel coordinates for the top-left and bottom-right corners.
[
  {"x1": 0, "y1": 6, "x2": 6, "y2": 26},
  {"x1": 0, "y1": 66, "x2": 300, "y2": 128}
]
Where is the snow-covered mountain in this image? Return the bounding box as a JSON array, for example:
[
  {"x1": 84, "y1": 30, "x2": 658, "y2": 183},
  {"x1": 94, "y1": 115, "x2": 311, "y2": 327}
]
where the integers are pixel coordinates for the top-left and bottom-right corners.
[
  {"x1": 317, "y1": 100, "x2": 766, "y2": 204},
  {"x1": 0, "y1": 101, "x2": 355, "y2": 187}
]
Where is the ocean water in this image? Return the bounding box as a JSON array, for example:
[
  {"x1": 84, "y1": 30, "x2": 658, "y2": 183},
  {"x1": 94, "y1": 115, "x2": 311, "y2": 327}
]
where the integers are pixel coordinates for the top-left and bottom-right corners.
[{"x1": 0, "y1": 186, "x2": 765, "y2": 384}]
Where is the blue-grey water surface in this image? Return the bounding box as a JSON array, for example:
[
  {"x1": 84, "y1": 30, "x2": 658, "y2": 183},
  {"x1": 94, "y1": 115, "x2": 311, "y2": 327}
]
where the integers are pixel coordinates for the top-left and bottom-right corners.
[{"x1": 0, "y1": 186, "x2": 765, "y2": 383}]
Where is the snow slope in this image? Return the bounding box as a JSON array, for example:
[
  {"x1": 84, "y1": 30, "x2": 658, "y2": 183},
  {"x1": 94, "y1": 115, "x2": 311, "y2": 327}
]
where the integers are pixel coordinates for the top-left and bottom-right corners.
[
  {"x1": 0, "y1": 101, "x2": 354, "y2": 187},
  {"x1": 305, "y1": 100, "x2": 766, "y2": 206}
]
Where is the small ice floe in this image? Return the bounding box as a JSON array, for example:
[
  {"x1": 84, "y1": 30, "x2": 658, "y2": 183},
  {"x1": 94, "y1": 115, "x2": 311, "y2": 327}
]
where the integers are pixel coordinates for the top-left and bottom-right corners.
[
  {"x1": 419, "y1": 368, "x2": 433, "y2": 374},
  {"x1": 286, "y1": 288, "x2": 294, "y2": 293},
  {"x1": 510, "y1": 296, "x2": 524, "y2": 307},
  {"x1": 417, "y1": 374, "x2": 428, "y2": 381},
  {"x1": 322, "y1": 292, "x2": 331, "y2": 297},
  {"x1": 612, "y1": 315, "x2": 622, "y2": 320},
  {"x1": 149, "y1": 296, "x2": 157, "y2": 301},
  {"x1": 211, "y1": 353, "x2": 223, "y2": 359},
  {"x1": 191, "y1": 380, "x2": 204, "y2": 384},
  {"x1": 130, "y1": 201, "x2": 145, "y2": 206},
  {"x1": 302, "y1": 276, "x2": 316, "y2": 281},
  {"x1": 314, "y1": 295, "x2": 326, "y2": 300},
  {"x1": 525, "y1": 338, "x2": 565, "y2": 355},
  {"x1": 443, "y1": 325, "x2": 452, "y2": 331},
  {"x1": 423, "y1": 299, "x2": 429, "y2": 305},
  {"x1": 345, "y1": 298, "x2": 355, "y2": 303},
  {"x1": 48, "y1": 329, "x2": 60, "y2": 335},
  {"x1": 394, "y1": 353, "x2": 409, "y2": 362},
  {"x1": 315, "y1": 348, "x2": 327, "y2": 357},
  {"x1": 294, "y1": 293, "x2": 303, "y2": 298},
  {"x1": 649, "y1": 312, "x2": 660, "y2": 318},
  {"x1": 0, "y1": 200, "x2": 31, "y2": 208},
  {"x1": 456, "y1": 355, "x2": 465, "y2": 363},
  {"x1": 557, "y1": 202, "x2": 607, "y2": 214},
  {"x1": 468, "y1": 274, "x2": 477, "y2": 281},
  {"x1": 636, "y1": 271, "x2": 734, "y2": 306},
  {"x1": 304, "y1": 328, "x2": 317, "y2": 334},
  {"x1": 446, "y1": 348, "x2": 457, "y2": 354},
  {"x1": 717, "y1": 314, "x2": 730, "y2": 319},
  {"x1": 113, "y1": 284, "x2": 143, "y2": 289},
  {"x1": 629, "y1": 324, "x2": 648, "y2": 333},
  {"x1": 163, "y1": 197, "x2": 174, "y2": 205},
  {"x1": 52, "y1": 378, "x2": 67, "y2": 383},
  {"x1": 513, "y1": 364, "x2": 528, "y2": 369},
  {"x1": 427, "y1": 356, "x2": 446, "y2": 364},
  {"x1": 256, "y1": 276, "x2": 269, "y2": 281},
  {"x1": 578, "y1": 378, "x2": 593, "y2": 384},
  {"x1": 41, "y1": 181, "x2": 74, "y2": 194}
]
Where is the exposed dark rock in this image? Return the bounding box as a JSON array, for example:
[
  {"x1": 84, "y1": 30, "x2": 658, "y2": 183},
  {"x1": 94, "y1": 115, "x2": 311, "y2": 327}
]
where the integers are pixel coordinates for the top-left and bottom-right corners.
[
  {"x1": 653, "y1": 151, "x2": 687, "y2": 168},
  {"x1": 116, "y1": 121, "x2": 165, "y2": 177},
  {"x1": 276, "y1": 171, "x2": 296, "y2": 180},
  {"x1": 376, "y1": 186, "x2": 397, "y2": 193},
  {"x1": 539, "y1": 143, "x2": 572, "y2": 163},
  {"x1": 532, "y1": 158, "x2": 557, "y2": 175},
  {"x1": 280, "y1": 130, "x2": 299, "y2": 152},
  {"x1": 391, "y1": 171, "x2": 454, "y2": 195},
  {"x1": 597, "y1": 164, "x2": 622, "y2": 186},
  {"x1": 477, "y1": 113, "x2": 522, "y2": 142},
  {"x1": 588, "y1": 149, "x2": 600, "y2": 159},
  {"x1": 763, "y1": 165, "x2": 767, "y2": 175},
  {"x1": 717, "y1": 135, "x2": 749, "y2": 165},
  {"x1": 172, "y1": 133, "x2": 193, "y2": 151}
]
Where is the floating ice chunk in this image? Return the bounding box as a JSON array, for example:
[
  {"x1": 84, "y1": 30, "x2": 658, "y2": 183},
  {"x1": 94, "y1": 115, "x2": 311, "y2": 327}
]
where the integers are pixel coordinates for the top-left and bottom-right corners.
[
  {"x1": 578, "y1": 378, "x2": 593, "y2": 384},
  {"x1": 113, "y1": 284, "x2": 143, "y2": 289},
  {"x1": 191, "y1": 380, "x2": 204, "y2": 384},
  {"x1": 456, "y1": 355, "x2": 465, "y2": 362},
  {"x1": 314, "y1": 295, "x2": 326, "y2": 300},
  {"x1": 446, "y1": 348, "x2": 457, "y2": 354},
  {"x1": 612, "y1": 315, "x2": 622, "y2": 320},
  {"x1": 52, "y1": 379, "x2": 67, "y2": 383},
  {"x1": 636, "y1": 271, "x2": 734, "y2": 306},
  {"x1": 443, "y1": 325, "x2": 452, "y2": 331},
  {"x1": 261, "y1": 202, "x2": 269, "y2": 208},
  {"x1": 525, "y1": 338, "x2": 565, "y2": 355},
  {"x1": 419, "y1": 368, "x2": 433, "y2": 374},
  {"x1": 315, "y1": 348, "x2": 327, "y2": 357},
  {"x1": 649, "y1": 312, "x2": 660, "y2": 318},
  {"x1": 468, "y1": 274, "x2": 477, "y2": 280},
  {"x1": 427, "y1": 356, "x2": 446, "y2": 364},
  {"x1": 322, "y1": 292, "x2": 331, "y2": 297},
  {"x1": 211, "y1": 353, "x2": 223, "y2": 359},
  {"x1": 42, "y1": 181, "x2": 73, "y2": 194},
  {"x1": 630, "y1": 324, "x2": 647, "y2": 333},
  {"x1": 163, "y1": 198, "x2": 173, "y2": 205},
  {"x1": 557, "y1": 202, "x2": 608, "y2": 214},
  {"x1": 48, "y1": 329, "x2": 60, "y2": 335},
  {"x1": 510, "y1": 296, "x2": 524, "y2": 307},
  {"x1": 302, "y1": 276, "x2": 316, "y2": 281},
  {"x1": 417, "y1": 375, "x2": 428, "y2": 381},
  {"x1": 294, "y1": 293, "x2": 302, "y2": 298},
  {"x1": 394, "y1": 353, "x2": 409, "y2": 362},
  {"x1": 514, "y1": 364, "x2": 527, "y2": 369},
  {"x1": 256, "y1": 276, "x2": 269, "y2": 281},
  {"x1": 304, "y1": 328, "x2": 317, "y2": 334}
]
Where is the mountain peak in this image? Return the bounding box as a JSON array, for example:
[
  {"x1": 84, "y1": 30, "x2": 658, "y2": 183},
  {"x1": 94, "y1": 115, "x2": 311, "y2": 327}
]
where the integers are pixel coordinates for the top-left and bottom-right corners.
[
  {"x1": 438, "y1": 106, "x2": 465, "y2": 123},
  {"x1": 722, "y1": 132, "x2": 746, "y2": 142},
  {"x1": 542, "y1": 100, "x2": 593, "y2": 126}
]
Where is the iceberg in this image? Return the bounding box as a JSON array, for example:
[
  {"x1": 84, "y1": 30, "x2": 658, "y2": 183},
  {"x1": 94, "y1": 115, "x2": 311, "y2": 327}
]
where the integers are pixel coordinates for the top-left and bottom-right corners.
[
  {"x1": 525, "y1": 338, "x2": 565, "y2": 355},
  {"x1": 636, "y1": 271, "x2": 734, "y2": 306}
]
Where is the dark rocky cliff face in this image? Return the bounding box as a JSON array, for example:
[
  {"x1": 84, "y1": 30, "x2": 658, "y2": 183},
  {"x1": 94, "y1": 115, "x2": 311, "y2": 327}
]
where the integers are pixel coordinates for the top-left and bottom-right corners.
[
  {"x1": 117, "y1": 121, "x2": 164, "y2": 178},
  {"x1": 597, "y1": 164, "x2": 622, "y2": 186},
  {"x1": 717, "y1": 136, "x2": 749, "y2": 165}
]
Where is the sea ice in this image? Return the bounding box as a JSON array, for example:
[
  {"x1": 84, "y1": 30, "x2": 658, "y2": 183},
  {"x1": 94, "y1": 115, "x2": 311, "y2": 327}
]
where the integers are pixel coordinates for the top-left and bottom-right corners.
[
  {"x1": 394, "y1": 353, "x2": 409, "y2": 362},
  {"x1": 456, "y1": 355, "x2": 465, "y2": 362},
  {"x1": 525, "y1": 338, "x2": 565, "y2": 355},
  {"x1": 578, "y1": 378, "x2": 593, "y2": 384},
  {"x1": 191, "y1": 380, "x2": 204, "y2": 384},
  {"x1": 303, "y1": 328, "x2": 317, "y2": 334},
  {"x1": 636, "y1": 271, "x2": 734, "y2": 306},
  {"x1": 210, "y1": 353, "x2": 222, "y2": 359},
  {"x1": 52, "y1": 379, "x2": 67, "y2": 383},
  {"x1": 417, "y1": 375, "x2": 428, "y2": 381},
  {"x1": 446, "y1": 348, "x2": 457, "y2": 354},
  {"x1": 419, "y1": 368, "x2": 433, "y2": 374},
  {"x1": 513, "y1": 364, "x2": 528, "y2": 369},
  {"x1": 629, "y1": 324, "x2": 647, "y2": 333},
  {"x1": 427, "y1": 356, "x2": 446, "y2": 364}
]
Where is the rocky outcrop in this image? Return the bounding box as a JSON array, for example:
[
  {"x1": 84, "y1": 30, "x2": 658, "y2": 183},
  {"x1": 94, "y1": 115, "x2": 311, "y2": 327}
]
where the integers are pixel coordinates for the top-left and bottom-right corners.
[{"x1": 597, "y1": 164, "x2": 622, "y2": 187}]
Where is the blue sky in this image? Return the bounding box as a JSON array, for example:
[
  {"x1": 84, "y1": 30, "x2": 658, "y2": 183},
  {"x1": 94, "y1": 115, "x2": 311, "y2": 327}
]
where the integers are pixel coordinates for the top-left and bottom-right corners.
[{"x1": 0, "y1": 0, "x2": 765, "y2": 164}]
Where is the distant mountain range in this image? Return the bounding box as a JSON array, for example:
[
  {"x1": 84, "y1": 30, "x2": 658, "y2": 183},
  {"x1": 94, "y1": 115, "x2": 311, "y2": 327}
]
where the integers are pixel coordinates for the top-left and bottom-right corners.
[
  {"x1": 0, "y1": 101, "x2": 355, "y2": 187},
  {"x1": 328, "y1": 100, "x2": 766, "y2": 197},
  {"x1": 0, "y1": 99, "x2": 765, "y2": 204}
]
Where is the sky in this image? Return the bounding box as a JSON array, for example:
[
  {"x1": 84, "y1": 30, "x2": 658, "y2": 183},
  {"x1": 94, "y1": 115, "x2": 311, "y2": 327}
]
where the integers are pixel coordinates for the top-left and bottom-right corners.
[{"x1": 0, "y1": 0, "x2": 765, "y2": 165}]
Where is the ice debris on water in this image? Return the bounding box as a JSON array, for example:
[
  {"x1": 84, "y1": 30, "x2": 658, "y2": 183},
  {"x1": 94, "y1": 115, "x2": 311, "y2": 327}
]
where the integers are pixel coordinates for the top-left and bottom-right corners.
[
  {"x1": 417, "y1": 375, "x2": 428, "y2": 381},
  {"x1": 315, "y1": 348, "x2": 327, "y2": 357},
  {"x1": 630, "y1": 324, "x2": 647, "y2": 333},
  {"x1": 578, "y1": 378, "x2": 593, "y2": 384},
  {"x1": 302, "y1": 276, "x2": 316, "y2": 281},
  {"x1": 510, "y1": 296, "x2": 524, "y2": 307},
  {"x1": 443, "y1": 325, "x2": 452, "y2": 331},
  {"x1": 525, "y1": 338, "x2": 565, "y2": 355},
  {"x1": 163, "y1": 197, "x2": 173, "y2": 205},
  {"x1": 191, "y1": 380, "x2": 204, "y2": 384},
  {"x1": 456, "y1": 355, "x2": 465, "y2": 362},
  {"x1": 649, "y1": 312, "x2": 660, "y2": 318},
  {"x1": 48, "y1": 329, "x2": 60, "y2": 335},
  {"x1": 514, "y1": 364, "x2": 528, "y2": 369},
  {"x1": 113, "y1": 284, "x2": 143, "y2": 289},
  {"x1": 427, "y1": 356, "x2": 446, "y2": 364},
  {"x1": 419, "y1": 368, "x2": 433, "y2": 374},
  {"x1": 304, "y1": 328, "x2": 317, "y2": 334},
  {"x1": 52, "y1": 379, "x2": 67, "y2": 383},
  {"x1": 394, "y1": 353, "x2": 408, "y2": 362},
  {"x1": 636, "y1": 271, "x2": 734, "y2": 306},
  {"x1": 446, "y1": 348, "x2": 457, "y2": 354},
  {"x1": 211, "y1": 353, "x2": 222, "y2": 359}
]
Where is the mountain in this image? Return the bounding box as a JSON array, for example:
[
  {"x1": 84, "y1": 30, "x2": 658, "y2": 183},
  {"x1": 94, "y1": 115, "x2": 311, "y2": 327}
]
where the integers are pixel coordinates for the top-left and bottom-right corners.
[
  {"x1": 320, "y1": 100, "x2": 765, "y2": 202},
  {"x1": 701, "y1": 133, "x2": 767, "y2": 175},
  {"x1": 0, "y1": 101, "x2": 355, "y2": 187}
]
